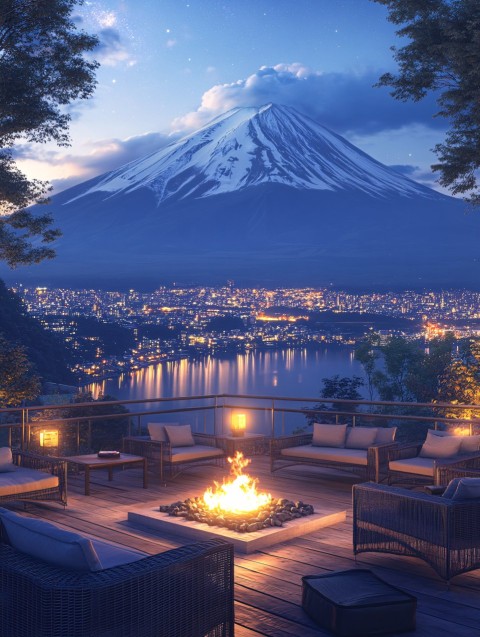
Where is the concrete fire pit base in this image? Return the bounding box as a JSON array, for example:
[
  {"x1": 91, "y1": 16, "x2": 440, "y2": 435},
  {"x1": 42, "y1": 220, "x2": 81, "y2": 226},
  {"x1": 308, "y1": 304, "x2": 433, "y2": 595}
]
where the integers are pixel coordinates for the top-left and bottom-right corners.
[{"x1": 128, "y1": 503, "x2": 346, "y2": 554}]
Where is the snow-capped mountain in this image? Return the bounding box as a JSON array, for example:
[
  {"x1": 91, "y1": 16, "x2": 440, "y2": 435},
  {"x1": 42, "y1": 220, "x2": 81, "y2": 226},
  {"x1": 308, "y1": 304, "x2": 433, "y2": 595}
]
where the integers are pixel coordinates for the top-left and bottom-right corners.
[
  {"x1": 67, "y1": 103, "x2": 436, "y2": 205},
  {"x1": 3, "y1": 104, "x2": 479, "y2": 290}
]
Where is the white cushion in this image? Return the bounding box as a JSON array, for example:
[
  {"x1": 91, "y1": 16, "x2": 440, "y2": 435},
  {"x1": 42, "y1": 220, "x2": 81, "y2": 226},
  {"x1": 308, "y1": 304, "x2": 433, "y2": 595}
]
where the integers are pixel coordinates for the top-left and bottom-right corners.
[
  {"x1": 345, "y1": 427, "x2": 377, "y2": 449},
  {"x1": 170, "y1": 445, "x2": 223, "y2": 463},
  {"x1": 281, "y1": 445, "x2": 367, "y2": 466},
  {"x1": 442, "y1": 478, "x2": 463, "y2": 499},
  {"x1": 375, "y1": 427, "x2": 397, "y2": 444},
  {"x1": 419, "y1": 431, "x2": 462, "y2": 458},
  {"x1": 165, "y1": 424, "x2": 195, "y2": 447},
  {"x1": 0, "y1": 466, "x2": 58, "y2": 496},
  {"x1": 389, "y1": 457, "x2": 435, "y2": 477},
  {"x1": 312, "y1": 423, "x2": 347, "y2": 448},
  {"x1": 92, "y1": 538, "x2": 146, "y2": 569},
  {"x1": 0, "y1": 508, "x2": 102, "y2": 572},
  {"x1": 0, "y1": 447, "x2": 13, "y2": 472},
  {"x1": 451, "y1": 478, "x2": 480, "y2": 500},
  {"x1": 428, "y1": 429, "x2": 480, "y2": 454},
  {"x1": 147, "y1": 423, "x2": 167, "y2": 442}
]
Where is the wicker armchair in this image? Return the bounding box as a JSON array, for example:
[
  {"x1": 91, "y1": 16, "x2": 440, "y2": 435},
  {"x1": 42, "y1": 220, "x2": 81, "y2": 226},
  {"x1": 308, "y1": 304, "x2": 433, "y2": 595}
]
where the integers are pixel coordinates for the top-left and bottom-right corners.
[
  {"x1": 387, "y1": 442, "x2": 480, "y2": 486},
  {"x1": 353, "y1": 482, "x2": 480, "y2": 584},
  {"x1": 270, "y1": 432, "x2": 396, "y2": 482},
  {"x1": 0, "y1": 450, "x2": 67, "y2": 507},
  {"x1": 123, "y1": 432, "x2": 225, "y2": 482},
  {"x1": 0, "y1": 532, "x2": 234, "y2": 637}
]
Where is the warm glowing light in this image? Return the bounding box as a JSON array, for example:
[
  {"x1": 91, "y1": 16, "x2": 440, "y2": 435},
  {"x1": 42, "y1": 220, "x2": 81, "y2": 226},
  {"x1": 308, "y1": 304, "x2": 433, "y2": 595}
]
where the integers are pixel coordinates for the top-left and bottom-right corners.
[
  {"x1": 452, "y1": 426, "x2": 471, "y2": 436},
  {"x1": 203, "y1": 452, "x2": 272, "y2": 514},
  {"x1": 231, "y1": 413, "x2": 246, "y2": 436},
  {"x1": 39, "y1": 430, "x2": 58, "y2": 447}
]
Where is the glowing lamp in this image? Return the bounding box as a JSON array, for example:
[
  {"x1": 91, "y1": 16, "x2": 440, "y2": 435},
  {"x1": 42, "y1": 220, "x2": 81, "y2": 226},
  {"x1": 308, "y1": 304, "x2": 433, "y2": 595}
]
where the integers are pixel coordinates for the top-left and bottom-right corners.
[
  {"x1": 40, "y1": 430, "x2": 59, "y2": 447},
  {"x1": 231, "y1": 413, "x2": 247, "y2": 437}
]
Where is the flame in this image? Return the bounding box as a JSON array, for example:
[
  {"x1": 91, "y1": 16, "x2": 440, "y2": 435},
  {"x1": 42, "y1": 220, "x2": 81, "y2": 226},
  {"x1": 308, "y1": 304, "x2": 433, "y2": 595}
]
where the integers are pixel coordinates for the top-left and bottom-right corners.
[{"x1": 203, "y1": 452, "x2": 272, "y2": 514}]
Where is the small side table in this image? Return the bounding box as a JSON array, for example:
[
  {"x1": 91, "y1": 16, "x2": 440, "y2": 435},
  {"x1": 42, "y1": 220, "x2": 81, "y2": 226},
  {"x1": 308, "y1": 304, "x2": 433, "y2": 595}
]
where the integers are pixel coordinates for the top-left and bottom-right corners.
[
  {"x1": 62, "y1": 453, "x2": 147, "y2": 495},
  {"x1": 216, "y1": 433, "x2": 268, "y2": 457}
]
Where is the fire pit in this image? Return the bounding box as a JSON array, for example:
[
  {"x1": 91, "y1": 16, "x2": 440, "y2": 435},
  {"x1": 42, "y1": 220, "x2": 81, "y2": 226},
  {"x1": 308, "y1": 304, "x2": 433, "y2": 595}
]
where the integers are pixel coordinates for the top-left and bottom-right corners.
[
  {"x1": 128, "y1": 452, "x2": 346, "y2": 554},
  {"x1": 159, "y1": 452, "x2": 315, "y2": 533}
]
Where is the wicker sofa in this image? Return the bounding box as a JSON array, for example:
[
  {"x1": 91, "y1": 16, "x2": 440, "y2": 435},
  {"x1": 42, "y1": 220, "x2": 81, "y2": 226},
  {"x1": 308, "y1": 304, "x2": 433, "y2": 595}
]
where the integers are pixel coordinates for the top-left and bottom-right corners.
[
  {"x1": 0, "y1": 448, "x2": 67, "y2": 506},
  {"x1": 123, "y1": 423, "x2": 225, "y2": 482},
  {"x1": 387, "y1": 430, "x2": 480, "y2": 486},
  {"x1": 0, "y1": 508, "x2": 234, "y2": 637},
  {"x1": 271, "y1": 424, "x2": 397, "y2": 482},
  {"x1": 353, "y1": 481, "x2": 480, "y2": 584}
]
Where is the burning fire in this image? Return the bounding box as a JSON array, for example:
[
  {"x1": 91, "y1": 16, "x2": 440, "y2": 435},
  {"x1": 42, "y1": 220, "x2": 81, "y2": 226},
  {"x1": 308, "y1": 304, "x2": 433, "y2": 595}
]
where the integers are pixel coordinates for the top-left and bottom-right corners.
[{"x1": 203, "y1": 452, "x2": 272, "y2": 514}]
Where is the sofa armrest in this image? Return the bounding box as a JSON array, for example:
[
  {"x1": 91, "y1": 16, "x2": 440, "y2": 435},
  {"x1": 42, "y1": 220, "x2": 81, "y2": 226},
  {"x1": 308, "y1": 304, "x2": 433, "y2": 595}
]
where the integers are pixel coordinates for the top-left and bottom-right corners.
[
  {"x1": 13, "y1": 450, "x2": 66, "y2": 475},
  {"x1": 435, "y1": 451, "x2": 480, "y2": 485},
  {"x1": 271, "y1": 433, "x2": 313, "y2": 453},
  {"x1": 193, "y1": 433, "x2": 221, "y2": 448},
  {"x1": 367, "y1": 442, "x2": 399, "y2": 482},
  {"x1": 0, "y1": 538, "x2": 234, "y2": 637},
  {"x1": 388, "y1": 443, "x2": 422, "y2": 462}
]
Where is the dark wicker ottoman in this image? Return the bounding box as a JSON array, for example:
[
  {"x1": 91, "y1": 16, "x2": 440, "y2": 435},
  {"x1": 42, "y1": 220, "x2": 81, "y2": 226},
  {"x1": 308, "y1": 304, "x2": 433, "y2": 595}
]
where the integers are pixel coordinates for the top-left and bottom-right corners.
[{"x1": 302, "y1": 569, "x2": 416, "y2": 636}]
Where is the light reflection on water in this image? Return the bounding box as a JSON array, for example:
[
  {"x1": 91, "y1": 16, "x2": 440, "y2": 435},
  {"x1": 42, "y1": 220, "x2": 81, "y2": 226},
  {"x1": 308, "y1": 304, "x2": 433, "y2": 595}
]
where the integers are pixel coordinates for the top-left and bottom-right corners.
[{"x1": 85, "y1": 346, "x2": 364, "y2": 404}]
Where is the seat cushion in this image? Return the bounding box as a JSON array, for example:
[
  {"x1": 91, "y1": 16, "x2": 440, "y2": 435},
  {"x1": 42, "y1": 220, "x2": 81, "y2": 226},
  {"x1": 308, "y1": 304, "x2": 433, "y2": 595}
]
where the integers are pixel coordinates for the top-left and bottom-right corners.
[
  {"x1": 0, "y1": 508, "x2": 102, "y2": 572},
  {"x1": 281, "y1": 445, "x2": 367, "y2": 466},
  {"x1": 0, "y1": 466, "x2": 58, "y2": 496},
  {"x1": 389, "y1": 457, "x2": 435, "y2": 477},
  {"x1": 312, "y1": 423, "x2": 347, "y2": 448},
  {"x1": 170, "y1": 445, "x2": 224, "y2": 463}
]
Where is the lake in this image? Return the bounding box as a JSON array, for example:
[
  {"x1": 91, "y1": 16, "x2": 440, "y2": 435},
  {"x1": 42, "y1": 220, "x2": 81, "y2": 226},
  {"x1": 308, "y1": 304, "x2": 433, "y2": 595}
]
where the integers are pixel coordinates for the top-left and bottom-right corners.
[{"x1": 86, "y1": 346, "x2": 366, "y2": 436}]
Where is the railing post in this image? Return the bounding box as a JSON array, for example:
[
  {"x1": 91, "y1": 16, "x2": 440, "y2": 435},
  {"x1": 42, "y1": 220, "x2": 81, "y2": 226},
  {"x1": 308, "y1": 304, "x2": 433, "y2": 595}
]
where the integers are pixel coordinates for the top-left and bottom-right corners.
[
  {"x1": 352, "y1": 415, "x2": 356, "y2": 428},
  {"x1": 137, "y1": 414, "x2": 141, "y2": 435},
  {"x1": 76, "y1": 420, "x2": 81, "y2": 453},
  {"x1": 271, "y1": 399, "x2": 275, "y2": 438},
  {"x1": 87, "y1": 420, "x2": 92, "y2": 451},
  {"x1": 21, "y1": 407, "x2": 26, "y2": 450},
  {"x1": 214, "y1": 396, "x2": 218, "y2": 435}
]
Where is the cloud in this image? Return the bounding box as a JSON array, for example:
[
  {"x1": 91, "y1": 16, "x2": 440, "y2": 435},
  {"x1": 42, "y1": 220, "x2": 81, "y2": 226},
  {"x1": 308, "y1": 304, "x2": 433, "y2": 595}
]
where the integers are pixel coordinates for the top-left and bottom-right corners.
[
  {"x1": 94, "y1": 27, "x2": 135, "y2": 67},
  {"x1": 15, "y1": 132, "x2": 177, "y2": 193},
  {"x1": 172, "y1": 63, "x2": 445, "y2": 136}
]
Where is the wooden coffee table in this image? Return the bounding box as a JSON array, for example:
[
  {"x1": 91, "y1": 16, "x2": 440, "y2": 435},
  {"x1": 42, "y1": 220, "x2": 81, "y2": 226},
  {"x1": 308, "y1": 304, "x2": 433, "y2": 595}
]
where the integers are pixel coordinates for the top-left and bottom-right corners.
[{"x1": 62, "y1": 453, "x2": 147, "y2": 495}]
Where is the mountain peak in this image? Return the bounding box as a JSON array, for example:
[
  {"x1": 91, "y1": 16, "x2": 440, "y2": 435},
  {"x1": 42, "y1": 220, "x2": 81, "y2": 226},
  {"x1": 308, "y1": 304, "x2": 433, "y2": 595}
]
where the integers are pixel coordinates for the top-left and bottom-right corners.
[{"x1": 67, "y1": 103, "x2": 437, "y2": 206}]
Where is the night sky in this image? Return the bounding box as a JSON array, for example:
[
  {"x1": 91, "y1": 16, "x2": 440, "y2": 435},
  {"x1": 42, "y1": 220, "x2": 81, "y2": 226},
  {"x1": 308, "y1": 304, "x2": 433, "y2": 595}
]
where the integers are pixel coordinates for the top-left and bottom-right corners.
[{"x1": 16, "y1": 0, "x2": 448, "y2": 195}]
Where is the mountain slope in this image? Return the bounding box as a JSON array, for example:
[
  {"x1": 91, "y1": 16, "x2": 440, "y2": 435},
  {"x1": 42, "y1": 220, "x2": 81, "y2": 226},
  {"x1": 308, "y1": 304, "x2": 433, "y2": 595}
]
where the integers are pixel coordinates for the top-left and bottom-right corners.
[
  {"x1": 66, "y1": 104, "x2": 436, "y2": 205},
  {"x1": 2, "y1": 103, "x2": 479, "y2": 290}
]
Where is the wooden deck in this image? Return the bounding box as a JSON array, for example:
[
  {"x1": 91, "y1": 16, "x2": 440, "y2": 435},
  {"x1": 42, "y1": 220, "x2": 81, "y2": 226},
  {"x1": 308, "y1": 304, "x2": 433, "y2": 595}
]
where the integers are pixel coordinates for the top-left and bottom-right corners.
[{"x1": 14, "y1": 456, "x2": 480, "y2": 636}]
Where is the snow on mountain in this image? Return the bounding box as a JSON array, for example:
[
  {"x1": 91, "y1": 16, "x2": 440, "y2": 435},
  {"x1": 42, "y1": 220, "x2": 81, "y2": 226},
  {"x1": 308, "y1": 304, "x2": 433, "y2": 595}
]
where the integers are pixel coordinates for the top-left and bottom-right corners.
[{"x1": 67, "y1": 103, "x2": 435, "y2": 206}]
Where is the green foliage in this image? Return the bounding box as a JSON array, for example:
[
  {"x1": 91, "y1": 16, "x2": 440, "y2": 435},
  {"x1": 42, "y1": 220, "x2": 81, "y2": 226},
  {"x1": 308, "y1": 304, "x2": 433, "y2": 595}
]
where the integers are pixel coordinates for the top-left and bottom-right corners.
[
  {"x1": 307, "y1": 375, "x2": 364, "y2": 425},
  {"x1": 0, "y1": 281, "x2": 74, "y2": 383},
  {"x1": 354, "y1": 334, "x2": 379, "y2": 400},
  {"x1": 0, "y1": 333, "x2": 41, "y2": 407},
  {"x1": 373, "y1": 0, "x2": 480, "y2": 203},
  {"x1": 65, "y1": 392, "x2": 130, "y2": 452},
  {"x1": 0, "y1": 0, "x2": 99, "y2": 266}
]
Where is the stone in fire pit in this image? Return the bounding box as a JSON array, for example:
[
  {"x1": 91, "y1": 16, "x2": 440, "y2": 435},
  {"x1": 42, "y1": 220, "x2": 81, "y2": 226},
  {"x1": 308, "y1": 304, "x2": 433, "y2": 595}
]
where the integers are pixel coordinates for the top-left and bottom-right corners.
[{"x1": 160, "y1": 497, "x2": 315, "y2": 533}]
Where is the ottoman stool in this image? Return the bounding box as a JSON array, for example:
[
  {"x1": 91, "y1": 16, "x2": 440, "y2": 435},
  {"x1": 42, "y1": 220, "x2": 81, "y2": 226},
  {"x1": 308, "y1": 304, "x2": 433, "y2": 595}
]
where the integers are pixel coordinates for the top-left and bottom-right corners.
[{"x1": 302, "y1": 569, "x2": 416, "y2": 636}]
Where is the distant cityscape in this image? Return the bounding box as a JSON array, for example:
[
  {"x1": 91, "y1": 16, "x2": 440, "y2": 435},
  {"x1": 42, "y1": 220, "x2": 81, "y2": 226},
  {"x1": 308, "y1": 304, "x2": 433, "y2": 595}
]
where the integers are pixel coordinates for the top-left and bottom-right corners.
[{"x1": 12, "y1": 284, "x2": 480, "y2": 383}]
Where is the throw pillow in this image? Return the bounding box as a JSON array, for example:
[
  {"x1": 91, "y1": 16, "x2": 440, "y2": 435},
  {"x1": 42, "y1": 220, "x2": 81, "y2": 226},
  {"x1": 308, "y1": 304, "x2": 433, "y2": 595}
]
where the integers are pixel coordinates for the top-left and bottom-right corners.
[
  {"x1": 164, "y1": 424, "x2": 195, "y2": 447},
  {"x1": 451, "y1": 478, "x2": 480, "y2": 501},
  {"x1": 375, "y1": 427, "x2": 397, "y2": 444},
  {"x1": 419, "y1": 431, "x2": 462, "y2": 459},
  {"x1": 427, "y1": 429, "x2": 480, "y2": 454},
  {"x1": 442, "y1": 478, "x2": 462, "y2": 499},
  {"x1": 147, "y1": 423, "x2": 168, "y2": 442},
  {"x1": 312, "y1": 423, "x2": 347, "y2": 448},
  {"x1": 459, "y1": 435, "x2": 480, "y2": 454},
  {"x1": 0, "y1": 508, "x2": 102, "y2": 572},
  {"x1": 0, "y1": 447, "x2": 13, "y2": 472},
  {"x1": 345, "y1": 427, "x2": 378, "y2": 449}
]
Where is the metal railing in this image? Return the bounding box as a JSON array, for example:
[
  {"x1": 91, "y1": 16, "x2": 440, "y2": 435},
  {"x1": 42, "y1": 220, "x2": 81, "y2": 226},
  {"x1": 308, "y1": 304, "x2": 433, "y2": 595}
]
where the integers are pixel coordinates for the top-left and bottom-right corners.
[{"x1": 1, "y1": 393, "x2": 480, "y2": 455}]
